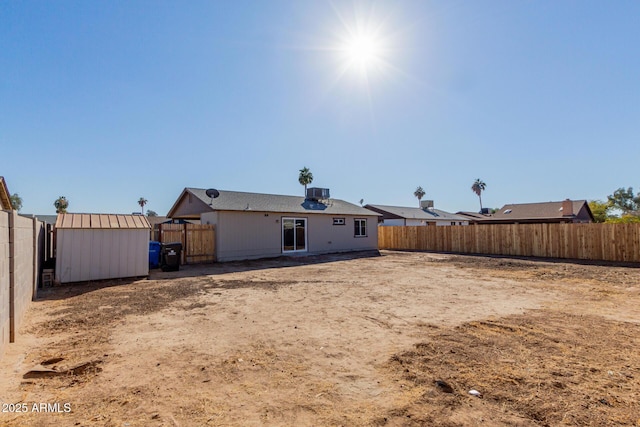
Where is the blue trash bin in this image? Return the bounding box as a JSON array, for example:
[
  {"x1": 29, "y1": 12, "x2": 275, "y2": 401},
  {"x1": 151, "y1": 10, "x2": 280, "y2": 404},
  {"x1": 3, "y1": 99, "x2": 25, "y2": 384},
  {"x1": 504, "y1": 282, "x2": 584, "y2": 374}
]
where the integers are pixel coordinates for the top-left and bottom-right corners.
[{"x1": 149, "y1": 241, "x2": 161, "y2": 269}]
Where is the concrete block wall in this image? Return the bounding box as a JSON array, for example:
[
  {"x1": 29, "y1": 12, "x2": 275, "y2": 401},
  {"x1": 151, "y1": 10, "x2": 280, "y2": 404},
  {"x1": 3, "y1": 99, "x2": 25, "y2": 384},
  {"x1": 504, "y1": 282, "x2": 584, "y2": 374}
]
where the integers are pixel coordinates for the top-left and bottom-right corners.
[
  {"x1": 9, "y1": 213, "x2": 36, "y2": 342},
  {"x1": 0, "y1": 213, "x2": 10, "y2": 356},
  {"x1": 0, "y1": 211, "x2": 43, "y2": 358}
]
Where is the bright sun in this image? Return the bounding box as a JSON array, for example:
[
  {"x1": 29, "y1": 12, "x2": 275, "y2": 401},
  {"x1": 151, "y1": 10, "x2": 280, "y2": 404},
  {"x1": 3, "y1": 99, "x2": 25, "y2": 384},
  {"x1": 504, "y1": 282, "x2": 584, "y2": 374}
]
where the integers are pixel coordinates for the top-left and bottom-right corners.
[
  {"x1": 320, "y1": 2, "x2": 403, "y2": 92},
  {"x1": 344, "y1": 34, "x2": 380, "y2": 68},
  {"x1": 338, "y1": 29, "x2": 385, "y2": 79}
]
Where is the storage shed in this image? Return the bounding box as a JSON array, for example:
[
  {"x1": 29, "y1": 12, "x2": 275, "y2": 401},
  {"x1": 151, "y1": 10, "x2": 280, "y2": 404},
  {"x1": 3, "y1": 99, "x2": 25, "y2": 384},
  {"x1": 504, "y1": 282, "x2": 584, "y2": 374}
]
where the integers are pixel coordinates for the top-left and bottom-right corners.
[{"x1": 55, "y1": 213, "x2": 150, "y2": 284}]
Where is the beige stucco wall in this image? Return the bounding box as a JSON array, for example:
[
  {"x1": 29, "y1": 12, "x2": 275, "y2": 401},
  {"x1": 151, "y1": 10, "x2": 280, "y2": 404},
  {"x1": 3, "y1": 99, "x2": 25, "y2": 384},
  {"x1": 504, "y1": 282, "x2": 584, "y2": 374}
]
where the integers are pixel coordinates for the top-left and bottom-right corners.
[
  {"x1": 56, "y1": 229, "x2": 149, "y2": 284},
  {"x1": 201, "y1": 211, "x2": 378, "y2": 262}
]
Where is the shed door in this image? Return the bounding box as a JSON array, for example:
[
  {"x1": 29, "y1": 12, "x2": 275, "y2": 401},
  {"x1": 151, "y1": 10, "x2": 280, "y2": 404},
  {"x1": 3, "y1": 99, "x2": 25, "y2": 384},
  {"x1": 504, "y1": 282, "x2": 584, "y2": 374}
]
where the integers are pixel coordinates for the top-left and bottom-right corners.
[{"x1": 282, "y1": 218, "x2": 307, "y2": 253}]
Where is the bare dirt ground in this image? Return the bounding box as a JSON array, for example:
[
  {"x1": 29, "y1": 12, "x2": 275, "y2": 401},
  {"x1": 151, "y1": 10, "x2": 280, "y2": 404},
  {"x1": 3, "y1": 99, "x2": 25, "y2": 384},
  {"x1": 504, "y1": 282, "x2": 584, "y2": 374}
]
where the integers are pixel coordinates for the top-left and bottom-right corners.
[{"x1": 1, "y1": 250, "x2": 639, "y2": 426}]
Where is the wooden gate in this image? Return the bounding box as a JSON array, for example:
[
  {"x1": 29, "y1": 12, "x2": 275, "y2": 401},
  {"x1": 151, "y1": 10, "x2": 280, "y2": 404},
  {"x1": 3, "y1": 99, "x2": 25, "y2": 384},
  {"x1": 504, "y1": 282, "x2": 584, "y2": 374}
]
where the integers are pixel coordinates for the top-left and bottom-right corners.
[
  {"x1": 159, "y1": 223, "x2": 216, "y2": 264},
  {"x1": 185, "y1": 224, "x2": 216, "y2": 264}
]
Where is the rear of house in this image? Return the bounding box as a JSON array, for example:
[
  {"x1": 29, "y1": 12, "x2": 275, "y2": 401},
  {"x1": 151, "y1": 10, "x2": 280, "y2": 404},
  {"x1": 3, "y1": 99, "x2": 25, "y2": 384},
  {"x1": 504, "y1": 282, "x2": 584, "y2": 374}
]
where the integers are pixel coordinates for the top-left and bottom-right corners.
[{"x1": 167, "y1": 188, "x2": 379, "y2": 262}]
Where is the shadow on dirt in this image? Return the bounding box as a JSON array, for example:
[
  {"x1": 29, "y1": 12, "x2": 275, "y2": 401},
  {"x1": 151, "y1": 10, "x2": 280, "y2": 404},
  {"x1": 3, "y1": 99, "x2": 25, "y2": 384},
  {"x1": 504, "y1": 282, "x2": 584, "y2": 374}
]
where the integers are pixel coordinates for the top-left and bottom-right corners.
[
  {"x1": 35, "y1": 250, "x2": 381, "y2": 301},
  {"x1": 149, "y1": 250, "x2": 382, "y2": 281},
  {"x1": 389, "y1": 249, "x2": 640, "y2": 269}
]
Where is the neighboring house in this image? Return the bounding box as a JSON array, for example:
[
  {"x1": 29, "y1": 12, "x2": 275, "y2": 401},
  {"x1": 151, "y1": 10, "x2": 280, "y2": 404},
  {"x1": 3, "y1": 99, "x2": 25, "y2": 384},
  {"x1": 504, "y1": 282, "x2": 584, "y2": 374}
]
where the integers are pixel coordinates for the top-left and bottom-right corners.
[
  {"x1": 147, "y1": 215, "x2": 198, "y2": 241},
  {"x1": 166, "y1": 187, "x2": 379, "y2": 262},
  {"x1": 33, "y1": 215, "x2": 58, "y2": 225},
  {"x1": 55, "y1": 213, "x2": 151, "y2": 284},
  {"x1": 0, "y1": 177, "x2": 12, "y2": 211},
  {"x1": 365, "y1": 201, "x2": 470, "y2": 226},
  {"x1": 457, "y1": 199, "x2": 594, "y2": 224},
  {"x1": 147, "y1": 216, "x2": 197, "y2": 228}
]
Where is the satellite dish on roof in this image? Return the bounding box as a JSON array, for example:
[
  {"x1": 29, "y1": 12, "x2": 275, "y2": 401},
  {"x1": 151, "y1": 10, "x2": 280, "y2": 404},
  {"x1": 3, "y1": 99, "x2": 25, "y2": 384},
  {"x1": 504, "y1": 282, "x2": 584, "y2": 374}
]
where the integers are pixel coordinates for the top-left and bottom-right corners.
[
  {"x1": 206, "y1": 189, "x2": 220, "y2": 199},
  {"x1": 205, "y1": 188, "x2": 220, "y2": 206}
]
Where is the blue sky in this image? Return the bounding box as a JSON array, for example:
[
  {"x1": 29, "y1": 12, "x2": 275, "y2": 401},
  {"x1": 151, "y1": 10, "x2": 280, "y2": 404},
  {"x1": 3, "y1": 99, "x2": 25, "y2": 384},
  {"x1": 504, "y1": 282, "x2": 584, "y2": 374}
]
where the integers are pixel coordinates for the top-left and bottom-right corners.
[{"x1": 2, "y1": 0, "x2": 639, "y2": 215}]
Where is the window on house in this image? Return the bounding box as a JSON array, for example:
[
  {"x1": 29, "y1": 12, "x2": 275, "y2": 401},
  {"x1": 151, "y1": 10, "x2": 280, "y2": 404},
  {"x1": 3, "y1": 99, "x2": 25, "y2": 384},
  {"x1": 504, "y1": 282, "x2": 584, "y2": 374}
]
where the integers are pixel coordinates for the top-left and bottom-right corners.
[
  {"x1": 333, "y1": 218, "x2": 345, "y2": 225},
  {"x1": 354, "y1": 218, "x2": 367, "y2": 237}
]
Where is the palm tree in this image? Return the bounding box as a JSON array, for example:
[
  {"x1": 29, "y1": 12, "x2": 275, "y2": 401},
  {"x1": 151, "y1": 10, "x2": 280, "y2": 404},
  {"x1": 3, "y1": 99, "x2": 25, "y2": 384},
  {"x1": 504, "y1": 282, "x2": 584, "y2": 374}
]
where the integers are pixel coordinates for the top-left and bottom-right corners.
[
  {"x1": 54, "y1": 196, "x2": 69, "y2": 214},
  {"x1": 138, "y1": 197, "x2": 148, "y2": 215},
  {"x1": 298, "y1": 167, "x2": 313, "y2": 196},
  {"x1": 471, "y1": 179, "x2": 487, "y2": 212},
  {"x1": 414, "y1": 186, "x2": 426, "y2": 207}
]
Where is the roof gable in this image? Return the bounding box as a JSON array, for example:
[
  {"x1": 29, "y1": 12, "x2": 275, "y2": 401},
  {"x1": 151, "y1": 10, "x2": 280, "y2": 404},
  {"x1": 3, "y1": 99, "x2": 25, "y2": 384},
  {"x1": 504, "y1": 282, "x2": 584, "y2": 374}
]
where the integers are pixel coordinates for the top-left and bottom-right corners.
[
  {"x1": 0, "y1": 176, "x2": 12, "y2": 211},
  {"x1": 166, "y1": 189, "x2": 214, "y2": 219}
]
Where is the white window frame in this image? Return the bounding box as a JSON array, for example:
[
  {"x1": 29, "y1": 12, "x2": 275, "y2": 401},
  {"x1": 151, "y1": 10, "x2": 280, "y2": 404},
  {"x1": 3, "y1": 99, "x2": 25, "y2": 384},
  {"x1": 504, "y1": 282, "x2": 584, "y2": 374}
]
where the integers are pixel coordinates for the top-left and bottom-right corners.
[
  {"x1": 354, "y1": 218, "x2": 367, "y2": 237},
  {"x1": 282, "y1": 217, "x2": 308, "y2": 253}
]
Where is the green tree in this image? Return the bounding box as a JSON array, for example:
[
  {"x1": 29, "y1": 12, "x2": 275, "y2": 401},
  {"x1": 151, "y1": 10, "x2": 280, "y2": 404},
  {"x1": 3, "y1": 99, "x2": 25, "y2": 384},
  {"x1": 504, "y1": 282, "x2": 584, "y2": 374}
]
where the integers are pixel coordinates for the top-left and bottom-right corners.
[
  {"x1": 54, "y1": 196, "x2": 69, "y2": 214},
  {"x1": 471, "y1": 179, "x2": 487, "y2": 212},
  {"x1": 413, "y1": 186, "x2": 425, "y2": 207},
  {"x1": 298, "y1": 167, "x2": 313, "y2": 195},
  {"x1": 138, "y1": 197, "x2": 148, "y2": 215},
  {"x1": 606, "y1": 215, "x2": 640, "y2": 224},
  {"x1": 588, "y1": 200, "x2": 612, "y2": 223},
  {"x1": 10, "y1": 193, "x2": 22, "y2": 211},
  {"x1": 607, "y1": 187, "x2": 640, "y2": 216},
  {"x1": 146, "y1": 210, "x2": 158, "y2": 217}
]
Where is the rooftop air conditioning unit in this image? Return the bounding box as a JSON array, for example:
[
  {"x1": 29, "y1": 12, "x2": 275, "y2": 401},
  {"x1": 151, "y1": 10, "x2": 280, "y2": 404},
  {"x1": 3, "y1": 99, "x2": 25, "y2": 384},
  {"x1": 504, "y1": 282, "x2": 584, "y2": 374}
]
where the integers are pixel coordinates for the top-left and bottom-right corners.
[
  {"x1": 420, "y1": 200, "x2": 434, "y2": 209},
  {"x1": 306, "y1": 187, "x2": 330, "y2": 201}
]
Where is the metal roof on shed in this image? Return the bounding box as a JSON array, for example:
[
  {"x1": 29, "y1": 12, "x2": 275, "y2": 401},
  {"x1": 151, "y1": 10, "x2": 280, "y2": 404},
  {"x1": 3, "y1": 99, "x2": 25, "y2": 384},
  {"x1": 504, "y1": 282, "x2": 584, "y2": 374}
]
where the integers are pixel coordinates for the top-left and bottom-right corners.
[{"x1": 55, "y1": 213, "x2": 151, "y2": 229}]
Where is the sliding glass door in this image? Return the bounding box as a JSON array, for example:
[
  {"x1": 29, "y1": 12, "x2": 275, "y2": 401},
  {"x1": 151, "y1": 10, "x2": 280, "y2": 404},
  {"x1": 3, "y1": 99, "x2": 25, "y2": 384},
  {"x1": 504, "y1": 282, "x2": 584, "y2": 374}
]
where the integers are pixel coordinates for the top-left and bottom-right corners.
[{"x1": 282, "y1": 218, "x2": 307, "y2": 253}]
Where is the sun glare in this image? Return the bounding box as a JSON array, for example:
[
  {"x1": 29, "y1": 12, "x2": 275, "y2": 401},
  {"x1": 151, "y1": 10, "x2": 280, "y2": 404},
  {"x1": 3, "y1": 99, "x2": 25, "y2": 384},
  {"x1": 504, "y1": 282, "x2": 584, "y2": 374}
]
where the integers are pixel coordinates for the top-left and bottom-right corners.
[
  {"x1": 343, "y1": 33, "x2": 381, "y2": 70},
  {"x1": 327, "y1": 2, "x2": 395, "y2": 84},
  {"x1": 337, "y1": 26, "x2": 387, "y2": 81}
]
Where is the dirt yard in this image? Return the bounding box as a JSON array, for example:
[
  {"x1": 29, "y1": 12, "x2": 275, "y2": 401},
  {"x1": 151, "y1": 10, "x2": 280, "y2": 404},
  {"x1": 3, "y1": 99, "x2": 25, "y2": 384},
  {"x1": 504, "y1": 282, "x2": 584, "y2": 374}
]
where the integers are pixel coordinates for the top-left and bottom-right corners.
[{"x1": 1, "y1": 250, "x2": 639, "y2": 426}]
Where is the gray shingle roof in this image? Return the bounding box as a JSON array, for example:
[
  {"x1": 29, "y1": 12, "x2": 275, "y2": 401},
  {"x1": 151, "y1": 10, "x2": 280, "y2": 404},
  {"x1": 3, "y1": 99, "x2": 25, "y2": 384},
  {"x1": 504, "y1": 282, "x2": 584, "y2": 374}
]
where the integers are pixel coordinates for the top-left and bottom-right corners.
[
  {"x1": 187, "y1": 188, "x2": 378, "y2": 216},
  {"x1": 490, "y1": 200, "x2": 589, "y2": 221},
  {"x1": 458, "y1": 200, "x2": 594, "y2": 223},
  {"x1": 365, "y1": 204, "x2": 469, "y2": 221}
]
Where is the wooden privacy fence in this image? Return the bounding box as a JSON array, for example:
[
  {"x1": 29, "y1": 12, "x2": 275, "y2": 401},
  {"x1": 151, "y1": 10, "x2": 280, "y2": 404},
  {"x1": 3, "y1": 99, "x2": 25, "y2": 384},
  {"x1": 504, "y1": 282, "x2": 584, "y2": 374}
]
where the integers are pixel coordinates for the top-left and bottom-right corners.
[
  {"x1": 378, "y1": 223, "x2": 640, "y2": 263},
  {"x1": 158, "y1": 224, "x2": 216, "y2": 264}
]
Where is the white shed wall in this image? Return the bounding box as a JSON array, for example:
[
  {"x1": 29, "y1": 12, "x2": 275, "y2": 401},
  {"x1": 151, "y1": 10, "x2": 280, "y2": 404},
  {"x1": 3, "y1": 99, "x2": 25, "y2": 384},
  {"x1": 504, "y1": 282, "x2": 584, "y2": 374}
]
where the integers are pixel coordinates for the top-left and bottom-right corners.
[{"x1": 56, "y1": 229, "x2": 148, "y2": 283}]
